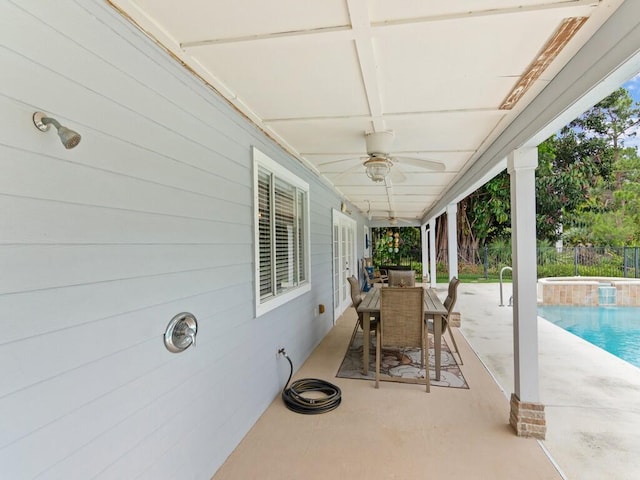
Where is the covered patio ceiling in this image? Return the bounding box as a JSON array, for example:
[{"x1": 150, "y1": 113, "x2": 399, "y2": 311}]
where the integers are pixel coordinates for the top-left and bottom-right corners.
[{"x1": 110, "y1": 0, "x2": 638, "y2": 226}]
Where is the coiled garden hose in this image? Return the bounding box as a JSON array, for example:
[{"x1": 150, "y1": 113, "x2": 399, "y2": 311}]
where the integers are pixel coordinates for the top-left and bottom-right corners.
[{"x1": 279, "y1": 349, "x2": 342, "y2": 414}]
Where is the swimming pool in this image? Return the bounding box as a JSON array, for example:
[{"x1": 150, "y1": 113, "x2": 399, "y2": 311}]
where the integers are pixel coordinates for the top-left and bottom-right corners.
[{"x1": 537, "y1": 305, "x2": 640, "y2": 368}]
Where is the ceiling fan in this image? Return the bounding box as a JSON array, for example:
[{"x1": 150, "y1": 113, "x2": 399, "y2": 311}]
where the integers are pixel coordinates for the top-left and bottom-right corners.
[
  {"x1": 369, "y1": 210, "x2": 418, "y2": 226},
  {"x1": 318, "y1": 130, "x2": 446, "y2": 183}
]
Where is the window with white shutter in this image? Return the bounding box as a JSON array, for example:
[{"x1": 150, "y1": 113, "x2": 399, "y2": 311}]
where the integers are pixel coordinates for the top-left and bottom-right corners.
[{"x1": 253, "y1": 148, "x2": 310, "y2": 316}]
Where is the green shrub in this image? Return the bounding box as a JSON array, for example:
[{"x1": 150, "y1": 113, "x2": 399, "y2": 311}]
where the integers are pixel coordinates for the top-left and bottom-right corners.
[{"x1": 537, "y1": 264, "x2": 576, "y2": 277}]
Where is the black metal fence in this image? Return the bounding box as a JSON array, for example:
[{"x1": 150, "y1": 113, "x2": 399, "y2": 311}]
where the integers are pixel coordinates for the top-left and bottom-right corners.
[
  {"x1": 536, "y1": 246, "x2": 640, "y2": 278},
  {"x1": 374, "y1": 246, "x2": 640, "y2": 279},
  {"x1": 455, "y1": 245, "x2": 640, "y2": 279},
  {"x1": 381, "y1": 254, "x2": 424, "y2": 276}
]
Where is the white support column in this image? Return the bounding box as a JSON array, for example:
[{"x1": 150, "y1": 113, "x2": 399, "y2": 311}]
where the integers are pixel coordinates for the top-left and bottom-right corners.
[
  {"x1": 429, "y1": 218, "x2": 436, "y2": 288},
  {"x1": 508, "y1": 147, "x2": 546, "y2": 439},
  {"x1": 446, "y1": 204, "x2": 458, "y2": 280},
  {"x1": 420, "y1": 224, "x2": 428, "y2": 283}
]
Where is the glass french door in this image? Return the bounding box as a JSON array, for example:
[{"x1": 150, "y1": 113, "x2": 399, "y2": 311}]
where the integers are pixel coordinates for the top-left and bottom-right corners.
[{"x1": 332, "y1": 210, "x2": 357, "y2": 321}]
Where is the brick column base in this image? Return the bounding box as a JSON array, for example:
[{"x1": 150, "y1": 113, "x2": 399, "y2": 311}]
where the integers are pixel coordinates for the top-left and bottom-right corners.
[{"x1": 509, "y1": 393, "x2": 546, "y2": 439}]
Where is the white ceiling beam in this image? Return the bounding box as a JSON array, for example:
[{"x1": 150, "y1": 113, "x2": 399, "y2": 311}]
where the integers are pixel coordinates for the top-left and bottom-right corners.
[
  {"x1": 181, "y1": 25, "x2": 353, "y2": 48},
  {"x1": 347, "y1": 0, "x2": 385, "y2": 132},
  {"x1": 371, "y1": 0, "x2": 598, "y2": 30},
  {"x1": 262, "y1": 107, "x2": 500, "y2": 123}
]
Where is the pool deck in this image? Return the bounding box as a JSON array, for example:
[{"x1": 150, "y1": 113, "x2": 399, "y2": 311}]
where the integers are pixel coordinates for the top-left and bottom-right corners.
[{"x1": 458, "y1": 282, "x2": 640, "y2": 480}]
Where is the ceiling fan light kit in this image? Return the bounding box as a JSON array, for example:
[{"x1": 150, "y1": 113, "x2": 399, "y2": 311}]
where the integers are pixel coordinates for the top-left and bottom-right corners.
[
  {"x1": 364, "y1": 157, "x2": 392, "y2": 182},
  {"x1": 360, "y1": 130, "x2": 447, "y2": 184}
]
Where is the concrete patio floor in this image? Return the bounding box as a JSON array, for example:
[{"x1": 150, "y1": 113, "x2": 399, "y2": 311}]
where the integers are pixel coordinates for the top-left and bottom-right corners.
[
  {"x1": 213, "y1": 284, "x2": 567, "y2": 480},
  {"x1": 213, "y1": 282, "x2": 640, "y2": 479},
  {"x1": 458, "y1": 282, "x2": 640, "y2": 480}
]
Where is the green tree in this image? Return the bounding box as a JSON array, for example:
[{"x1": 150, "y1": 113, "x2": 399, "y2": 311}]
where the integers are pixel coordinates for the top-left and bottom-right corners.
[
  {"x1": 535, "y1": 127, "x2": 605, "y2": 241},
  {"x1": 574, "y1": 87, "x2": 640, "y2": 172},
  {"x1": 456, "y1": 87, "x2": 640, "y2": 249},
  {"x1": 465, "y1": 172, "x2": 511, "y2": 243},
  {"x1": 584, "y1": 148, "x2": 640, "y2": 245},
  {"x1": 561, "y1": 88, "x2": 640, "y2": 245},
  {"x1": 450, "y1": 171, "x2": 510, "y2": 265}
]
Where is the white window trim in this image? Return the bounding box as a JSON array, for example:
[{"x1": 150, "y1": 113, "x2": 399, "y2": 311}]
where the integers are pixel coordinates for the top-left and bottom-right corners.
[{"x1": 253, "y1": 147, "x2": 311, "y2": 317}]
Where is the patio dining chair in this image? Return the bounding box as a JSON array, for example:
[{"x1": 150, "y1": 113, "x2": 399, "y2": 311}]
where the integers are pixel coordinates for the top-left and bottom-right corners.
[
  {"x1": 428, "y1": 277, "x2": 463, "y2": 365},
  {"x1": 347, "y1": 275, "x2": 378, "y2": 348},
  {"x1": 388, "y1": 269, "x2": 416, "y2": 287},
  {"x1": 376, "y1": 287, "x2": 429, "y2": 392},
  {"x1": 362, "y1": 261, "x2": 386, "y2": 290}
]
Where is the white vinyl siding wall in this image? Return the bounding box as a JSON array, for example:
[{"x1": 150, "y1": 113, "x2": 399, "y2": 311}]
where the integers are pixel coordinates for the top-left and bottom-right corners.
[{"x1": 0, "y1": 2, "x2": 349, "y2": 479}]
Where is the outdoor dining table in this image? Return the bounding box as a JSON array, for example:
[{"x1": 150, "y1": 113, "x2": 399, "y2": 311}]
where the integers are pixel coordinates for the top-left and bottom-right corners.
[{"x1": 356, "y1": 285, "x2": 448, "y2": 380}]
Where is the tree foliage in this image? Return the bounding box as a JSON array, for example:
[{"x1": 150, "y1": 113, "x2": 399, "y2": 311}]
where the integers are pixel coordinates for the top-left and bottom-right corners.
[
  {"x1": 535, "y1": 125, "x2": 607, "y2": 240},
  {"x1": 463, "y1": 172, "x2": 510, "y2": 243},
  {"x1": 575, "y1": 87, "x2": 639, "y2": 165},
  {"x1": 561, "y1": 87, "x2": 640, "y2": 245},
  {"x1": 578, "y1": 148, "x2": 640, "y2": 245},
  {"x1": 455, "y1": 87, "x2": 640, "y2": 250}
]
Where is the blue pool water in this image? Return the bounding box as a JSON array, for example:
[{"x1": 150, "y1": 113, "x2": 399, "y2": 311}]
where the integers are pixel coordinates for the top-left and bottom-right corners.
[{"x1": 537, "y1": 306, "x2": 640, "y2": 368}]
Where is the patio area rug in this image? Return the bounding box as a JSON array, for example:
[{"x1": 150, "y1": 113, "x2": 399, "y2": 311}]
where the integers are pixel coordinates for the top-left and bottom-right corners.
[{"x1": 336, "y1": 330, "x2": 468, "y2": 389}]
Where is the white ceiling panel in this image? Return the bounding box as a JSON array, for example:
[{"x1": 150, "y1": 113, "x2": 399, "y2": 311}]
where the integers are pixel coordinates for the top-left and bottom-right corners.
[
  {"x1": 386, "y1": 111, "x2": 507, "y2": 152},
  {"x1": 110, "y1": 0, "x2": 630, "y2": 225},
  {"x1": 374, "y1": 13, "x2": 585, "y2": 113},
  {"x1": 132, "y1": 0, "x2": 351, "y2": 43},
  {"x1": 266, "y1": 117, "x2": 375, "y2": 155},
  {"x1": 190, "y1": 38, "x2": 368, "y2": 119}
]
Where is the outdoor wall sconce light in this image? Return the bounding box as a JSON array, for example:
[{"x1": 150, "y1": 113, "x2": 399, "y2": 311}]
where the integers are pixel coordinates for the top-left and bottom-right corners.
[{"x1": 33, "y1": 111, "x2": 82, "y2": 149}]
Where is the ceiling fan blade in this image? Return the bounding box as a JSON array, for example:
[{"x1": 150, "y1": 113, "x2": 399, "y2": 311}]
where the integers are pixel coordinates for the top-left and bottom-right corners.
[
  {"x1": 317, "y1": 156, "x2": 363, "y2": 168},
  {"x1": 392, "y1": 156, "x2": 446, "y2": 172},
  {"x1": 387, "y1": 214, "x2": 419, "y2": 225},
  {"x1": 326, "y1": 162, "x2": 364, "y2": 182},
  {"x1": 369, "y1": 210, "x2": 392, "y2": 217},
  {"x1": 390, "y1": 169, "x2": 406, "y2": 184}
]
